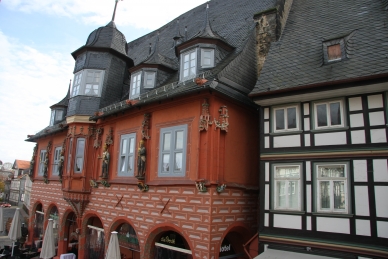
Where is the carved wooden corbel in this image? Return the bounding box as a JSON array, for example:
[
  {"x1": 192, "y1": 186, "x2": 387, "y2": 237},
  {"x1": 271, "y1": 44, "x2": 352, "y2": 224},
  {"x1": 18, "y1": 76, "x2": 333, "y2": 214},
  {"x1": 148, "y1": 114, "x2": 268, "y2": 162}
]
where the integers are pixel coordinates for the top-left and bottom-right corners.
[
  {"x1": 195, "y1": 179, "x2": 208, "y2": 193},
  {"x1": 214, "y1": 105, "x2": 229, "y2": 132},
  {"x1": 199, "y1": 99, "x2": 213, "y2": 131}
]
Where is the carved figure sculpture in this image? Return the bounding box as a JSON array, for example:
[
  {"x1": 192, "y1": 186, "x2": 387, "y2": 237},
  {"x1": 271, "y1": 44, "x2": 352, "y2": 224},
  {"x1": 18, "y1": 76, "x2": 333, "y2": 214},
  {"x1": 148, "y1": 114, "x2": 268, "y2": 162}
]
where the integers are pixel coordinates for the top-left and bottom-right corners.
[
  {"x1": 43, "y1": 154, "x2": 49, "y2": 178},
  {"x1": 29, "y1": 156, "x2": 35, "y2": 177},
  {"x1": 99, "y1": 145, "x2": 110, "y2": 178},
  {"x1": 137, "y1": 140, "x2": 146, "y2": 179},
  {"x1": 58, "y1": 149, "x2": 65, "y2": 181}
]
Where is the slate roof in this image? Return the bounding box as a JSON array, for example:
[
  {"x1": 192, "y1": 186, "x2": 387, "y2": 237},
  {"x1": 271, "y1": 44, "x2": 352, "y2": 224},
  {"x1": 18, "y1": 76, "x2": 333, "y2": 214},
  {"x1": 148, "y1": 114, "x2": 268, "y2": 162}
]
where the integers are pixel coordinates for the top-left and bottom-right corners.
[
  {"x1": 50, "y1": 84, "x2": 70, "y2": 109},
  {"x1": 250, "y1": 0, "x2": 388, "y2": 95},
  {"x1": 26, "y1": 120, "x2": 68, "y2": 142}
]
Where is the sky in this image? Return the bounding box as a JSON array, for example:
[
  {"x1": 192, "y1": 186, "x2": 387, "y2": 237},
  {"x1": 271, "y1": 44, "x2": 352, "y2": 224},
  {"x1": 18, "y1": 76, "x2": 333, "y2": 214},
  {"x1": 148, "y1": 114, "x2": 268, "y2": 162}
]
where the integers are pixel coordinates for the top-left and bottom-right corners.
[{"x1": 0, "y1": 0, "x2": 209, "y2": 164}]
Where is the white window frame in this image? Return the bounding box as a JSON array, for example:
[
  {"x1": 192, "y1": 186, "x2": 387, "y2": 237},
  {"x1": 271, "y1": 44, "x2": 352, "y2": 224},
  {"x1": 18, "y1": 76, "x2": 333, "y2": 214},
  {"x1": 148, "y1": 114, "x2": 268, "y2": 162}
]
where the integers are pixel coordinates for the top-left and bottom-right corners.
[
  {"x1": 314, "y1": 162, "x2": 349, "y2": 214},
  {"x1": 272, "y1": 164, "x2": 302, "y2": 211},
  {"x1": 272, "y1": 104, "x2": 300, "y2": 133},
  {"x1": 144, "y1": 71, "x2": 156, "y2": 88},
  {"x1": 180, "y1": 49, "x2": 197, "y2": 81},
  {"x1": 130, "y1": 71, "x2": 142, "y2": 98},
  {"x1": 158, "y1": 125, "x2": 188, "y2": 177},
  {"x1": 38, "y1": 150, "x2": 47, "y2": 176},
  {"x1": 74, "y1": 138, "x2": 85, "y2": 173},
  {"x1": 71, "y1": 69, "x2": 105, "y2": 98},
  {"x1": 313, "y1": 99, "x2": 345, "y2": 130},
  {"x1": 200, "y1": 48, "x2": 215, "y2": 68},
  {"x1": 52, "y1": 147, "x2": 62, "y2": 176},
  {"x1": 118, "y1": 133, "x2": 136, "y2": 177}
]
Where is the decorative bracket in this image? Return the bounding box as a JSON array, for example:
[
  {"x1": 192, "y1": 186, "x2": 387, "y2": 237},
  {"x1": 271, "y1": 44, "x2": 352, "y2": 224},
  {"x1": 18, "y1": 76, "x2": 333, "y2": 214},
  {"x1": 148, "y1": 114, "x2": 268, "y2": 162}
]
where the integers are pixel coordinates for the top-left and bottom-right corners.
[
  {"x1": 195, "y1": 179, "x2": 208, "y2": 193},
  {"x1": 137, "y1": 181, "x2": 149, "y2": 192},
  {"x1": 141, "y1": 113, "x2": 151, "y2": 140},
  {"x1": 214, "y1": 105, "x2": 229, "y2": 132},
  {"x1": 63, "y1": 191, "x2": 90, "y2": 219},
  {"x1": 89, "y1": 179, "x2": 111, "y2": 188},
  {"x1": 216, "y1": 184, "x2": 227, "y2": 193},
  {"x1": 199, "y1": 99, "x2": 213, "y2": 131}
]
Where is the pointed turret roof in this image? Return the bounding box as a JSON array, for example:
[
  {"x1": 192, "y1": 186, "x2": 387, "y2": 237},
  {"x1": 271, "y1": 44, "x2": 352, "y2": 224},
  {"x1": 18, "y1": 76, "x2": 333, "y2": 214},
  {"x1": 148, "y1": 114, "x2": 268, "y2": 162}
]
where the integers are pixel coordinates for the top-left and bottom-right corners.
[{"x1": 50, "y1": 82, "x2": 70, "y2": 109}]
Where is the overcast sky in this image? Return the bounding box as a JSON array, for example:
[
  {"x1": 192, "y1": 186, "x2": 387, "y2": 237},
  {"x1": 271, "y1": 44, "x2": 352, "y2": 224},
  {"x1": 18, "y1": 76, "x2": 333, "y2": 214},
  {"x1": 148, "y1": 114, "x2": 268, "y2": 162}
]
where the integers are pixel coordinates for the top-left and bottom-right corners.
[{"x1": 0, "y1": 0, "x2": 209, "y2": 164}]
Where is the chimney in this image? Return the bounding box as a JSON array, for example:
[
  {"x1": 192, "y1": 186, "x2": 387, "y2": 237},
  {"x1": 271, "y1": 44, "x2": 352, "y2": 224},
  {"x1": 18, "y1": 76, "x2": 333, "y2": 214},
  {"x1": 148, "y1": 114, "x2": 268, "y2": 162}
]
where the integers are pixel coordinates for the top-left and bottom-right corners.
[{"x1": 254, "y1": 0, "x2": 293, "y2": 76}]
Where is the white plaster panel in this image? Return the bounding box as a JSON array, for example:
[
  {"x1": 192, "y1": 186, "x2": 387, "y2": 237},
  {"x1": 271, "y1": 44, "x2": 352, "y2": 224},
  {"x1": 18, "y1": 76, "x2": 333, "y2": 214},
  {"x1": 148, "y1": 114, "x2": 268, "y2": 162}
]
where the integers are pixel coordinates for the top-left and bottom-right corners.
[
  {"x1": 265, "y1": 184, "x2": 269, "y2": 210},
  {"x1": 264, "y1": 121, "x2": 270, "y2": 134},
  {"x1": 273, "y1": 135, "x2": 301, "y2": 148},
  {"x1": 356, "y1": 219, "x2": 371, "y2": 236},
  {"x1": 351, "y1": 130, "x2": 366, "y2": 144},
  {"x1": 354, "y1": 186, "x2": 370, "y2": 216},
  {"x1": 348, "y1": 97, "x2": 363, "y2": 111},
  {"x1": 264, "y1": 213, "x2": 269, "y2": 227},
  {"x1": 306, "y1": 161, "x2": 311, "y2": 181},
  {"x1": 304, "y1": 134, "x2": 310, "y2": 146},
  {"x1": 373, "y1": 159, "x2": 388, "y2": 182},
  {"x1": 314, "y1": 131, "x2": 347, "y2": 146},
  {"x1": 316, "y1": 217, "x2": 350, "y2": 234},
  {"x1": 377, "y1": 221, "x2": 388, "y2": 238},
  {"x1": 367, "y1": 94, "x2": 383, "y2": 109},
  {"x1": 370, "y1": 129, "x2": 387, "y2": 143},
  {"x1": 353, "y1": 160, "x2": 368, "y2": 182},
  {"x1": 375, "y1": 186, "x2": 388, "y2": 217},
  {"x1": 369, "y1": 111, "x2": 385, "y2": 126},
  {"x1": 265, "y1": 136, "x2": 270, "y2": 148},
  {"x1": 304, "y1": 118, "x2": 310, "y2": 131},
  {"x1": 304, "y1": 103, "x2": 310, "y2": 115},
  {"x1": 273, "y1": 214, "x2": 301, "y2": 229},
  {"x1": 264, "y1": 108, "x2": 269, "y2": 119},
  {"x1": 265, "y1": 162, "x2": 269, "y2": 182},
  {"x1": 306, "y1": 216, "x2": 311, "y2": 231},
  {"x1": 350, "y1": 113, "x2": 364, "y2": 128},
  {"x1": 306, "y1": 184, "x2": 311, "y2": 213}
]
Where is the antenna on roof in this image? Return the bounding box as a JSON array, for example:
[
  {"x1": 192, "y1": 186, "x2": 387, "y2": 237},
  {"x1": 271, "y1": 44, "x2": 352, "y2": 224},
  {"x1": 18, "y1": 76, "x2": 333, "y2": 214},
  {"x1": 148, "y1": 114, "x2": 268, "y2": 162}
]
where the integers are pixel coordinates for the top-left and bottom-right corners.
[{"x1": 112, "y1": 0, "x2": 123, "y2": 22}]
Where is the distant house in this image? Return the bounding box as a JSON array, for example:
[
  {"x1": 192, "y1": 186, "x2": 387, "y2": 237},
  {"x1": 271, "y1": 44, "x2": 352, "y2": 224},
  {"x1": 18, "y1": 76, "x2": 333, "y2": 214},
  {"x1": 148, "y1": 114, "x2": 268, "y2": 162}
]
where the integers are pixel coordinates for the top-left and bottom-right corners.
[{"x1": 9, "y1": 160, "x2": 30, "y2": 206}]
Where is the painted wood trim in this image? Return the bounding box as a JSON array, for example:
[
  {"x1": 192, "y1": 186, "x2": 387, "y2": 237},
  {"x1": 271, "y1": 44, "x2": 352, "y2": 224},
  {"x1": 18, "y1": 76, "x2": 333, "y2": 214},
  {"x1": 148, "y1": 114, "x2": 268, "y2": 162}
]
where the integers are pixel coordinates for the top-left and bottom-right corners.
[
  {"x1": 259, "y1": 235, "x2": 388, "y2": 258},
  {"x1": 261, "y1": 150, "x2": 388, "y2": 160}
]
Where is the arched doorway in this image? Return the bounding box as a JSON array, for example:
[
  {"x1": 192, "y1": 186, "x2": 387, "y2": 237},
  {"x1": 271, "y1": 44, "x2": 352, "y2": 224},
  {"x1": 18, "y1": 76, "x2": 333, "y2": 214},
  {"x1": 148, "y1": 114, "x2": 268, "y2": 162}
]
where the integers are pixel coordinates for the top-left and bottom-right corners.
[
  {"x1": 115, "y1": 223, "x2": 140, "y2": 259},
  {"x1": 154, "y1": 231, "x2": 192, "y2": 259},
  {"x1": 64, "y1": 212, "x2": 78, "y2": 255},
  {"x1": 85, "y1": 216, "x2": 105, "y2": 259},
  {"x1": 33, "y1": 204, "x2": 44, "y2": 249},
  {"x1": 219, "y1": 231, "x2": 248, "y2": 259}
]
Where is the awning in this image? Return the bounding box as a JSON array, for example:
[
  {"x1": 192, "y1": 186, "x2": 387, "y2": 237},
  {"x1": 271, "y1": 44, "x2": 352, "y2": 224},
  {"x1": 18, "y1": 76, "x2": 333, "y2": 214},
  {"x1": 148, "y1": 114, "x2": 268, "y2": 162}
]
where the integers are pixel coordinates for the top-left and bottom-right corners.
[{"x1": 255, "y1": 249, "x2": 336, "y2": 259}]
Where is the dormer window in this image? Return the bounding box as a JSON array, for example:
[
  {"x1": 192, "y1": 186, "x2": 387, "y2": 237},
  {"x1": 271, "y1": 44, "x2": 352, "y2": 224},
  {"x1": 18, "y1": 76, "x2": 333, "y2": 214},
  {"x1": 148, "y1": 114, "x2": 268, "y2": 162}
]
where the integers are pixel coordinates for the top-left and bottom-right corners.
[
  {"x1": 322, "y1": 37, "x2": 349, "y2": 64},
  {"x1": 181, "y1": 49, "x2": 197, "y2": 81},
  {"x1": 130, "y1": 71, "x2": 141, "y2": 98},
  {"x1": 201, "y1": 48, "x2": 215, "y2": 68},
  {"x1": 144, "y1": 71, "x2": 156, "y2": 88},
  {"x1": 49, "y1": 109, "x2": 64, "y2": 126},
  {"x1": 71, "y1": 69, "x2": 105, "y2": 97}
]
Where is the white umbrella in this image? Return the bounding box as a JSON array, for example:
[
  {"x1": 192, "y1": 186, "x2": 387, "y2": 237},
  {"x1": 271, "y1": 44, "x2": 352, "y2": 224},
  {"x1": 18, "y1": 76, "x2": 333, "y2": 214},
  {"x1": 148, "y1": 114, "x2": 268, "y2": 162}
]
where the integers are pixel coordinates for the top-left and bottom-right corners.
[
  {"x1": 0, "y1": 206, "x2": 4, "y2": 232},
  {"x1": 40, "y1": 219, "x2": 56, "y2": 259},
  {"x1": 8, "y1": 208, "x2": 22, "y2": 256},
  {"x1": 105, "y1": 231, "x2": 120, "y2": 259}
]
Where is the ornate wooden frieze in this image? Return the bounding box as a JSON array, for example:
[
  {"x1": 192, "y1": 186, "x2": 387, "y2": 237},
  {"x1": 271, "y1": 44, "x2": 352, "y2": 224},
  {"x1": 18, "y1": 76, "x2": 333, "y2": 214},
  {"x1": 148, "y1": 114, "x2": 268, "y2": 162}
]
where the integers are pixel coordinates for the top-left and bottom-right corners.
[
  {"x1": 214, "y1": 105, "x2": 229, "y2": 132},
  {"x1": 29, "y1": 144, "x2": 38, "y2": 180},
  {"x1": 199, "y1": 99, "x2": 213, "y2": 131},
  {"x1": 142, "y1": 113, "x2": 151, "y2": 139}
]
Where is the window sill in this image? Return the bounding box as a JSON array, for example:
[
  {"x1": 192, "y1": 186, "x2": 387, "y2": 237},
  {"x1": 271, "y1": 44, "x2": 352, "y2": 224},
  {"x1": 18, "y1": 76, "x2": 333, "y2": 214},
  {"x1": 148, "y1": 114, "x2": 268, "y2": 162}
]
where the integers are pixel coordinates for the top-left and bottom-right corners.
[
  {"x1": 270, "y1": 130, "x2": 303, "y2": 136},
  {"x1": 312, "y1": 212, "x2": 353, "y2": 218},
  {"x1": 270, "y1": 210, "x2": 305, "y2": 215},
  {"x1": 310, "y1": 126, "x2": 349, "y2": 133}
]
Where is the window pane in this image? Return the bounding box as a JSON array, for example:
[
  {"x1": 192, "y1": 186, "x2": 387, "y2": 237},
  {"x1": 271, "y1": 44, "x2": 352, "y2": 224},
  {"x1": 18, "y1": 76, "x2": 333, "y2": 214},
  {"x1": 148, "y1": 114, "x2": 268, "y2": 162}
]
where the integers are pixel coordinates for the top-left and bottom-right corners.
[
  {"x1": 121, "y1": 138, "x2": 128, "y2": 155},
  {"x1": 333, "y1": 181, "x2": 345, "y2": 209},
  {"x1": 129, "y1": 138, "x2": 134, "y2": 153},
  {"x1": 163, "y1": 133, "x2": 171, "y2": 151},
  {"x1": 276, "y1": 181, "x2": 286, "y2": 208},
  {"x1": 184, "y1": 54, "x2": 189, "y2": 62},
  {"x1": 77, "y1": 139, "x2": 85, "y2": 155},
  {"x1": 287, "y1": 107, "x2": 297, "y2": 129},
  {"x1": 330, "y1": 102, "x2": 341, "y2": 125},
  {"x1": 275, "y1": 166, "x2": 300, "y2": 178},
  {"x1": 175, "y1": 131, "x2": 183, "y2": 149},
  {"x1": 174, "y1": 152, "x2": 182, "y2": 171},
  {"x1": 327, "y1": 44, "x2": 341, "y2": 60},
  {"x1": 320, "y1": 181, "x2": 330, "y2": 209},
  {"x1": 162, "y1": 154, "x2": 170, "y2": 172},
  {"x1": 127, "y1": 156, "x2": 133, "y2": 172},
  {"x1": 55, "y1": 110, "x2": 63, "y2": 121},
  {"x1": 75, "y1": 158, "x2": 83, "y2": 171},
  {"x1": 317, "y1": 104, "x2": 328, "y2": 127},
  {"x1": 288, "y1": 181, "x2": 299, "y2": 209},
  {"x1": 319, "y1": 165, "x2": 345, "y2": 178},
  {"x1": 120, "y1": 157, "x2": 126, "y2": 172},
  {"x1": 275, "y1": 109, "x2": 285, "y2": 130}
]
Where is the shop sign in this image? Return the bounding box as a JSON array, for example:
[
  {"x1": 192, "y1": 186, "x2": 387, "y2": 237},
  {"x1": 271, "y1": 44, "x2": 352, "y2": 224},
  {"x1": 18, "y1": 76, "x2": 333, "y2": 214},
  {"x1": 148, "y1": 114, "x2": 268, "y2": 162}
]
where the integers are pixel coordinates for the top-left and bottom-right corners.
[
  {"x1": 220, "y1": 244, "x2": 231, "y2": 253},
  {"x1": 160, "y1": 236, "x2": 175, "y2": 245}
]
